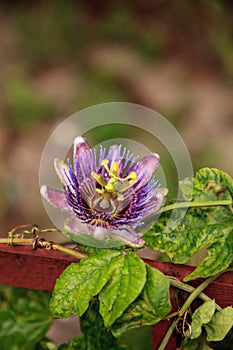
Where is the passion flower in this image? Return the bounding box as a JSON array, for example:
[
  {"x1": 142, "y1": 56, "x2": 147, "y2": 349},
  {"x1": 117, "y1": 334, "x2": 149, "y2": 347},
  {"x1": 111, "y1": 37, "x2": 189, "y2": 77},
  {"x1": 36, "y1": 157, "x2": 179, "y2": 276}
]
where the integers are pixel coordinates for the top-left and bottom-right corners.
[{"x1": 41, "y1": 137, "x2": 166, "y2": 247}]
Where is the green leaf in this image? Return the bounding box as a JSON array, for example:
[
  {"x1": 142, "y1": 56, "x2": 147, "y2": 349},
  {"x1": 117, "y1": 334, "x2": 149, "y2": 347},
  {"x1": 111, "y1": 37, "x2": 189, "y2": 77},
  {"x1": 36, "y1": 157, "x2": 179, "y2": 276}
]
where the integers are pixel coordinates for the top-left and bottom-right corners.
[
  {"x1": 185, "y1": 236, "x2": 233, "y2": 281},
  {"x1": 183, "y1": 338, "x2": 214, "y2": 350},
  {"x1": 77, "y1": 244, "x2": 124, "y2": 257},
  {"x1": 120, "y1": 327, "x2": 152, "y2": 350},
  {"x1": 99, "y1": 251, "x2": 147, "y2": 327},
  {"x1": 50, "y1": 250, "x2": 146, "y2": 326},
  {"x1": 182, "y1": 338, "x2": 199, "y2": 350},
  {"x1": 58, "y1": 337, "x2": 86, "y2": 350},
  {"x1": 50, "y1": 250, "x2": 122, "y2": 318},
  {"x1": 144, "y1": 168, "x2": 233, "y2": 280},
  {"x1": 59, "y1": 337, "x2": 129, "y2": 350},
  {"x1": 190, "y1": 301, "x2": 216, "y2": 339},
  {"x1": 201, "y1": 345, "x2": 213, "y2": 350},
  {"x1": 111, "y1": 265, "x2": 171, "y2": 338},
  {"x1": 0, "y1": 287, "x2": 52, "y2": 350},
  {"x1": 180, "y1": 167, "x2": 233, "y2": 201},
  {"x1": 34, "y1": 338, "x2": 57, "y2": 350},
  {"x1": 0, "y1": 310, "x2": 28, "y2": 350},
  {"x1": 205, "y1": 307, "x2": 233, "y2": 342},
  {"x1": 58, "y1": 299, "x2": 131, "y2": 350}
]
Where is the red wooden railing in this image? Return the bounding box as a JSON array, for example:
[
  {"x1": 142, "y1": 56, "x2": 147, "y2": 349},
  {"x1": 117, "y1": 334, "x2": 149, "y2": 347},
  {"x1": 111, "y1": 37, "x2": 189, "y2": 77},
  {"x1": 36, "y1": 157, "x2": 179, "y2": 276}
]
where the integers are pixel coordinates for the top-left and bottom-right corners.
[{"x1": 0, "y1": 244, "x2": 232, "y2": 350}]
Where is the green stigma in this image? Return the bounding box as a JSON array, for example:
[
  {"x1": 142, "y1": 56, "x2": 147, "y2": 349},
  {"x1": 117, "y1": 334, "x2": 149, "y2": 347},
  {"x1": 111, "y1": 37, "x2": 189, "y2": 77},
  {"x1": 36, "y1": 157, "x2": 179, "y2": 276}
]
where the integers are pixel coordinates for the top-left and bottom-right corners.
[{"x1": 91, "y1": 159, "x2": 138, "y2": 201}]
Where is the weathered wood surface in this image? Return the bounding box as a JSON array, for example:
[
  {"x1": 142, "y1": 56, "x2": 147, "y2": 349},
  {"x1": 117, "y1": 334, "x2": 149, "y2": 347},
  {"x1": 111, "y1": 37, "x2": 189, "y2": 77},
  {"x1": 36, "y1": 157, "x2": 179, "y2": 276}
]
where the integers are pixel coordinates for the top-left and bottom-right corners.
[
  {"x1": 0, "y1": 244, "x2": 79, "y2": 290},
  {"x1": 0, "y1": 244, "x2": 232, "y2": 350}
]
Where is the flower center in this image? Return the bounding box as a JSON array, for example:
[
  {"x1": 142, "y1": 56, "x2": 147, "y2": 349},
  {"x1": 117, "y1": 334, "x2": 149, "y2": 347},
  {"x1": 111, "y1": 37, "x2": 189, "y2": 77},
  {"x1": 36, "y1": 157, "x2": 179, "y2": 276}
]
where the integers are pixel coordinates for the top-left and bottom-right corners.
[
  {"x1": 92, "y1": 192, "x2": 118, "y2": 214},
  {"x1": 91, "y1": 159, "x2": 138, "y2": 203}
]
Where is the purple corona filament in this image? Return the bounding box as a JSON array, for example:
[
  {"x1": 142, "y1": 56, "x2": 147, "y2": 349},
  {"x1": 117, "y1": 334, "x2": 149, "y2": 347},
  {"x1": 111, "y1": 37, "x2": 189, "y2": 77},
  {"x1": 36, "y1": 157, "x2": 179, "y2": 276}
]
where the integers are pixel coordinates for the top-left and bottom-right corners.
[{"x1": 40, "y1": 137, "x2": 167, "y2": 247}]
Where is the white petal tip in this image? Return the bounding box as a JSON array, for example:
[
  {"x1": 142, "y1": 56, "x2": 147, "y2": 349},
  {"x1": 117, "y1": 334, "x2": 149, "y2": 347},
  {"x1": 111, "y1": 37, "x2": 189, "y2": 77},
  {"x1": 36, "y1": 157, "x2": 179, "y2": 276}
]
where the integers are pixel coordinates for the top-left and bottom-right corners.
[
  {"x1": 54, "y1": 158, "x2": 69, "y2": 184},
  {"x1": 74, "y1": 136, "x2": 86, "y2": 146},
  {"x1": 53, "y1": 158, "x2": 64, "y2": 171},
  {"x1": 152, "y1": 153, "x2": 160, "y2": 161},
  {"x1": 40, "y1": 185, "x2": 47, "y2": 198},
  {"x1": 54, "y1": 157, "x2": 60, "y2": 165},
  {"x1": 158, "y1": 187, "x2": 168, "y2": 197},
  {"x1": 73, "y1": 136, "x2": 90, "y2": 160},
  {"x1": 150, "y1": 153, "x2": 160, "y2": 170}
]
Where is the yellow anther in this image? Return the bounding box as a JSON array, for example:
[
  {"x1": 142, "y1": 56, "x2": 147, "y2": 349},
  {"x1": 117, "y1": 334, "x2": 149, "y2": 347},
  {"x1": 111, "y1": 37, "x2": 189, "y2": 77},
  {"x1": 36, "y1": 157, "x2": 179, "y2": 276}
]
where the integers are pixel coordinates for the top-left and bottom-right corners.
[
  {"x1": 101, "y1": 159, "x2": 110, "y2": 170},
  {"x1": 92, "y1": 159, "x2": 138, "y2": 201},
  {"x1": 125, "y1": 171, "x2": 137, "y2": 181},
  {"x1": 105, "y1": 177, "x2": 118, "y2": 192},
  {"x1": 91, "y1": 171, "x2": 107, "y2": 187},
  {"x1": 110, "y1": 161, "x2": 119, "y2": 176},
  {"x1": 101, "y1": 159, "x2": 120, "y2": 179}
]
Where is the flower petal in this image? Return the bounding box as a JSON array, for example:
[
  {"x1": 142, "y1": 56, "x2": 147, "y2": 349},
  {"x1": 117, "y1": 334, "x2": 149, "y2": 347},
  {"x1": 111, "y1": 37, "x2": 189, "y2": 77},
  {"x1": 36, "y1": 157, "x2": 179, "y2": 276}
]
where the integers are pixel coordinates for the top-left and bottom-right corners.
[
  {"x1": 156, "y1": 187, "x2": 168, "y2": 205},
  {"x1": 145, "y1": 187, "x2": 168, "y2": 216},
  {"x1": 136, "y1": 153, "x2": 160, "y2": 188},
  {"x1": 65, "y1": 218, "x2": 110, "y2": 240},
  {"x1": 54, "y1": 158, "x2": 70, "y2": 185},
  {"x1": 73, "y1": 136, "x2": 90, "y2": 162},
  {"x1": 64, "y1": 219, "x2": 125, "y2": 248},
  {"x1": 108, "y1": 228, "x2": 145, "y2": 248},
  {"x1": 65, "y1": 216, "x2": 91, "y2": 234},
  {"x1": 64, "y1": 216, "x2": 145, "y2": 248},
  {"x1": 40, "y1": 185, "x2": 73, "y2": 214}
]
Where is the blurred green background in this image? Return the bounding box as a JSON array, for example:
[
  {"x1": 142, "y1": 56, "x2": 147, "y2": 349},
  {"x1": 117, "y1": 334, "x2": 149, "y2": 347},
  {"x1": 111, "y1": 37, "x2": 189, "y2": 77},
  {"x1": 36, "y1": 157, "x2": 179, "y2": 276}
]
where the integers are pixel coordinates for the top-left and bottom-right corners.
[
  {"x1": 0, "y1": 1, "x2": 232, "y2": 348},
  {"x1": 0, "y1": 0, "x2": 233, "y2": 233}
]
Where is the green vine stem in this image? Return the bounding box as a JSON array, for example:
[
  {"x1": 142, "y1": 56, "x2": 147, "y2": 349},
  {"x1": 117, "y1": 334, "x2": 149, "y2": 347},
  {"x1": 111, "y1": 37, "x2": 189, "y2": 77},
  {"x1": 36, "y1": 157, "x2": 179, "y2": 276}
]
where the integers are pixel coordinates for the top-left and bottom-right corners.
[
  {"x1": 157, "y1": 319, "x2": 177, "y2": 350},
  {"x1": 157, "y1": 198, "x2": 232, "y2": 215},
  {"x1": 158, "y1": 268, "x2": 233, "y2": 350},
  {"x1": 0, "y1": 238, "x2": 35, "y2": 245},
  {"x1": 52, "y1": 243, "x2": 88, "y2": 259},
  {"x1": 167, "y1": 278, "x2": 222, "y2": 313},
  {"x1": 0, "y1": 237, "x2": 88, "y2": 259}
]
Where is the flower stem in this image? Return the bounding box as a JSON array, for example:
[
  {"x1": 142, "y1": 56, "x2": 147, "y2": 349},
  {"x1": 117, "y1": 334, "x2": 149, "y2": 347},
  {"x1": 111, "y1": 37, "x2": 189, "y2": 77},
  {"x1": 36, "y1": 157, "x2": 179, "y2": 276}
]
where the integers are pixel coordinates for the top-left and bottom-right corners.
[
  {"x1": 178, "y1": 273, "x2": 221, "y2": 317},
  {"x1": 158, "y1": 199, "x2": 232, "y2": 215},
  {"x1": 0, "y1": 238, "x2": 34, "y2": 245},
  {"x1": 157, "y1": 319, "x2": 177, "y2": 350},
  {"x1": 167, "y1": 278, "x2": 222, "y2": 312},
  {"x1": 52, "y1": 244, "x2": 88, "y2": 259},
  {"x1": 158, "y1": 268, "x2": 232, "y2": 350},
  {"x1": 0, "y1": 238, "x2": 88, "y2": 259}
]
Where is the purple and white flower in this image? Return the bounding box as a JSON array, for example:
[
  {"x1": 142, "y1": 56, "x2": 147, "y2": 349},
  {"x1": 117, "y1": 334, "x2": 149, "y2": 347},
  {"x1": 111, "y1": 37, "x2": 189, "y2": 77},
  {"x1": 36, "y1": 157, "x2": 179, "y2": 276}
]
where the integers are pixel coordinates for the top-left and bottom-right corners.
[{"x1": 40, "y1": 137, "x2": 167, "y2": 247}]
